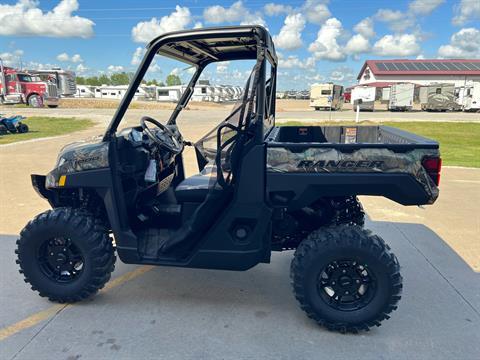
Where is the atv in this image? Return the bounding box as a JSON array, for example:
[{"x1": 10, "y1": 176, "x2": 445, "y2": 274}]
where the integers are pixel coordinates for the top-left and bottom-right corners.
[
  {"x1": 0, "y1": 115, "x2": 29, "y2": 135},
  {"x1": 16, "y1": 26, "x2": 441, "y2": 333}
]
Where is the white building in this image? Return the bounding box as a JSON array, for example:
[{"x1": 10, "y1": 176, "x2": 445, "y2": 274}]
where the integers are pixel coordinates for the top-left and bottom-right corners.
[{"x1": 357, "y1": 59, "x2": 480, "y2": 87}]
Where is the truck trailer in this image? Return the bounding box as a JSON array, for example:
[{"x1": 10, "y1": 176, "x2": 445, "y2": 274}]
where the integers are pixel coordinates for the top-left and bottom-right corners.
[
  {"x1": 310, "y1": 83, "x2": 343, "y2": 110},
  {"x1": 32, "y1": 69, "x2": 76, "y2": 97},
  {"x1": 388, "y1": 83, "x2": 414, "y2": 111}
]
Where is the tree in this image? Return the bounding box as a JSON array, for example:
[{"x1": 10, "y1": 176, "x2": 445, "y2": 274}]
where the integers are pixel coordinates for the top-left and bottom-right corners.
[
  {"x1": 85, "y1": 76, "x2": 100, "y2": 86},
  {"x1": 98, "y1": 74, "x2": 111, "y2": 86},
  {"x1": 166, "y1": 74, "x2": 181, "y2": 86},
  {"x1": 110, "y1": 72, "x2": 130, "y2": 86},
  {"x1": 76, "y1": 76, "x2": 85, "y2": 85}
]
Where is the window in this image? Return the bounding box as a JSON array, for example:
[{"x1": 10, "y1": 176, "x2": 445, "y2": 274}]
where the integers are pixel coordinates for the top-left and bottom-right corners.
[
  {"x1": 321, "y1": 90, "x2": 332, "y2": 95},
  {"x1": 81, "y1": 89, "x2": 85, "y2": 93},
  {"x1": 157, "y1": 90, "x2": 169, "y2": 96},
  {"x1": 436, "y1": 88, "x2": 442, "y2": 94},
  {"x1": 111, "y1": 92, "x2": 116, "y2": 96},
  {"x1": 201, "y1": 87, "x2": 207, "y2": 94},
  {"x1": 102, "y1": 92, "x2": 108, "y2": 95}
]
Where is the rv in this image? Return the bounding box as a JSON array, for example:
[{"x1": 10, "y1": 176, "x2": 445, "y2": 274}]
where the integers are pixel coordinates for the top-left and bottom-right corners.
[
  {"x1": 31, "y1": 69, "x2": 76, "y2": 97},
  {"x1": 310, "y1": 83, "x2": 343, "y2": 110},
  {"x1": 156, "y1": 85, "x2": 185, "y2": 102},
  {"x1": 388, "y1": 83, "x2": 414, "y2": 111},
  {"x1": 95, "y1": 85, "x2": 151, "y2": 101},
  {"x1": 420, "y1": 83, "x2": 459, "y2": 111},
  {"x1": 351, "y1": 86, "x2": 376, "y2": 111},
  {"x1": 463, "y1": 82, "x2": 480, "y2": 112},
  {"x1": 75, "y1": 85, "x2": 95, "y2": 98}
]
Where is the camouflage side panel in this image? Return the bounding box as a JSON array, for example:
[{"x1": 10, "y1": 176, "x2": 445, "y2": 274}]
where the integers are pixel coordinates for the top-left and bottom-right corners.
[
  {"x1": 267, "y1": 146, "x2": 440, "y2": 203},
  {"x1": 56, "y1": 138, "x2": 109, "y2": 174}
]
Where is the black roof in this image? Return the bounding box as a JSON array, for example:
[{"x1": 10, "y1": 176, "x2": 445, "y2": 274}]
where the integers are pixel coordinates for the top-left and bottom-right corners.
[{"x1": 147, "y1": 25, "x2": 277, "y2": 66}]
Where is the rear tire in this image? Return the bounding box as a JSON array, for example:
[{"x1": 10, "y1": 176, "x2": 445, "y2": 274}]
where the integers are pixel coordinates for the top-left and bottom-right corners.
[
  {"x1": 291, "y1": 225, "x2": 402, "y2": 333},
  {"x1": 17, "y1": 123, "x2": 29, "y2": 133},
  {"x1": 16, "y1": 207, "x2": 116, "y2": 303}
]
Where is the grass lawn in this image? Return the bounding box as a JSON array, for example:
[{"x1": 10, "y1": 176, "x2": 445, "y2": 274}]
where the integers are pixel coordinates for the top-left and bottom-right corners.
[
  {"x1": 279, "y1": 121, "x2": 480, "y2": 168},
  {"x1": 0, "y1": 117, "x2": 94, "y2": 145}
]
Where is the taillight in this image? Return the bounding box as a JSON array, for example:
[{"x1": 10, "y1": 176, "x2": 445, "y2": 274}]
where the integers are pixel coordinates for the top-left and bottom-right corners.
[{"x1": 422, "y1": 157, "x2": 442, "y2": 186}]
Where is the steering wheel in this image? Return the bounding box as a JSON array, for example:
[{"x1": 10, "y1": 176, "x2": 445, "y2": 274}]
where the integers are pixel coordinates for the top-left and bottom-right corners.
[{"x1": 140, "y1": 116, "x2": 183, "y2": 154}]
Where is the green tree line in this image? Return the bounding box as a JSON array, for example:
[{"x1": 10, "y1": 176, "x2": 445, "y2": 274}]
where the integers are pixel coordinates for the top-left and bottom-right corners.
[{"x1": 76, "y1": 72, "x2": 182, "y2": 87}]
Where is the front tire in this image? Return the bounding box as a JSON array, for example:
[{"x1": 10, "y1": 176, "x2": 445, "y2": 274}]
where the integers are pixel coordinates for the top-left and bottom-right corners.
[
  {"x1": 16, "y1": 207, "x2": 116, "y2": 303},
  {"x1": 291, "y1": 225, "x2": 402, "y2": 333}
]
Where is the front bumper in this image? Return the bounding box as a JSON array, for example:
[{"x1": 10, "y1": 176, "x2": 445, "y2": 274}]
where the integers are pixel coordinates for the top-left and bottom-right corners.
[{"x1": 43, "y1": 96, "x2": 59, "y2": 106}]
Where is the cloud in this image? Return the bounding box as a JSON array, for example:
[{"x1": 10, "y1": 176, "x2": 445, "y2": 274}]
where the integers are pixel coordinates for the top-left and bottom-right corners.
[
  {"x1": 0, "y1": 49, "x2": 24, "y2": 66},
  {"x1": 0, "y1": 0, "x2": 94, "y2": 38},
  {"x1": 264, "y1": 3, "x2": 291, "y2": 16},
  {"x1": 216, "y1": 61, "x2": 230, "y2": 74},
  {"x1": 131, "y1": 47, "x2": 146, "y2": 65},
  {"x1": 452, "y1": 0, "x2": 480, "y2": 26},
  {"x1": 76, "y1": 63, "x2": 88, "y2": 74},
  {"x1": 372, "y1": 34, "x2": 421, "y2": 57},
  {"x1": 329, "y1": 66, "x2": 356, "y2": 83},
  {"x1": 308, "y1": 18, "x2": 346, "y2": 61},
  {"x1": 107, "y1": 65, "x2": 125, "y2": 73},
  {"x1": 132, "y1": 5, "x2": 192, "y2": 43},
  {"x1": 303, "y1": 0, "x2": 331, "y2": 24},
  {"x1": 438, "y1": 27, "x2": 480, "y2": 58},
  {"x1": 204, "y1": 1, "x2": 265, "y2": 26},
  {"x1": 56, "y1": 52, "x2": 83, "y2": 63},
  {"x1": 344, "y1": 34, "x2": 371, "y2": 55},
  {"x1": 278, "y1": 55, "x2": 315, "y2": 69},
  {"x1": 409, "y1": 0, "x2": 444, "y2": 15},
  {"x1": 273, "y1": 13, "x2": 306, "y2": 51},
  {"x1": 374, "y1": 9, "x2": 415, "y2": 32},
  {"x1": 354, "y1": 17, "x2": 375, "y2": 38}
]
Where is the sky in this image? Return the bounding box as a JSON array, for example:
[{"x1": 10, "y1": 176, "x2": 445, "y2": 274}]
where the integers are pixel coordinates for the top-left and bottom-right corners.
[{"x1": 0, "y1": 0, "x2": 479, "y2": 90}]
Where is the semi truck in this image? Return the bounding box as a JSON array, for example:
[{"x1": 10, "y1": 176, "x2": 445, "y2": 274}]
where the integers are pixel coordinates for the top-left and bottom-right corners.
[
  {"x1": 0, "y1": 59, "x2": 59, "y2": 107},
  {"x1": 310, "y1": 83, "x2": 343, "y2": 110},
  {"x1": 32, "y1": 69, "x2": 76, "y2": 97}
]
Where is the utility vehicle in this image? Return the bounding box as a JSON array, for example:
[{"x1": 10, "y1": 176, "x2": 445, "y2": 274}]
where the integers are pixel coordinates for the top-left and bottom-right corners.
[{"x1": 16, "y1": 26, "x2": 441, "y2": 333}]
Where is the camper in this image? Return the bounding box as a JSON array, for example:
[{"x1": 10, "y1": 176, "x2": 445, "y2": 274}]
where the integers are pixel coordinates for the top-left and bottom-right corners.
[
  {"x1": 420, "y1": 83, "x2": 458, "y2": 111},
  {"x1": 463, "y1": 82, "x2": 480, "y2": 112},
  {"x1": 75, "y1": 85, "x2": 95, "y2": 98},
  {"x1": 156, "y1": 85, "x2": 185, "y2": 102},
  {"x1": 310, "y1": 83, "x2": 343, "y2": 110},
  {"x1": 389, "y1": 83, "x2": 414, "y2": 111},
  {"x1": 351, "y1": 85, "x2": 376, "y2": 111}
]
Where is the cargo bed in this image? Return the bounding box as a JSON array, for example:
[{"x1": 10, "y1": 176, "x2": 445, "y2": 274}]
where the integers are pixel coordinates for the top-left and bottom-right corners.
[{"x1": 265, "y1": 125, "x2": 441, "y2": 207}]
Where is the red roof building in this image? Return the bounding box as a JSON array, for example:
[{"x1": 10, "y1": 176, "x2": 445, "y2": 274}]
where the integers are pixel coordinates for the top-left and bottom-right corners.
[{"x1": 357, "y1": 59, "x2": 480, "y2": 87}]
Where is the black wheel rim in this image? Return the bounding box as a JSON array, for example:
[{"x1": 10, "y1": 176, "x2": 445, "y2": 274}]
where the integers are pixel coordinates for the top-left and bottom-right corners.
[
  {"x1": 317, "y1": 259, "x2": 377, "y2": 311},
  {"x1": 37, "y1": 237, "x2": 85, "y2": 283}
]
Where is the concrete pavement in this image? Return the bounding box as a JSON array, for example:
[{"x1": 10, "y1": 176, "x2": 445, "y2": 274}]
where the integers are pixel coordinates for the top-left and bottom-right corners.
[{"x1": 1, "y1": 218, "x2": 479, "y2": 360}]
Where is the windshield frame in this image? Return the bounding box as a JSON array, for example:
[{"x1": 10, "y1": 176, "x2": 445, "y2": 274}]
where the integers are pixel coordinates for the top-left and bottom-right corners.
[{"x1": 103, "y1": 26, "x2": 277, "y2": 141}]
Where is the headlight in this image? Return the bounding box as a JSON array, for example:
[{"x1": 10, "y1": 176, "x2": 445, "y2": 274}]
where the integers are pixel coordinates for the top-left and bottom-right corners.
[{"x1": 45, "y1": 173, "x2": 56, "y2": 188}]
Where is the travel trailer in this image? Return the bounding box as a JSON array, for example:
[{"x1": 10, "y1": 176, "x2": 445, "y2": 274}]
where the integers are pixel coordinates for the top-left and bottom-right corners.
[
  {"x1": 351, "y1": 86, "x2": 376, "y2": 111},
  {"x1": 420, "y1": 83, "x2": 458, "y2": 111},
  {"x1": 388, "y1": 83, "x2": 414, "y2": 111},
  {"x1": 463, "y1": 82, "x2": 480, "y2": 112},
  {"x1": 75, "y1": 85, "x2": 95, "y2": 98},
  {"x1": 310, "y1": 83, "x2": 343, "y2": 110},
  {"x1": 95, "y1": 85, "x2": 151, "y2": 101},
  {"x1": 156, "y1": 85, "x2": 185, "y2": 102}
]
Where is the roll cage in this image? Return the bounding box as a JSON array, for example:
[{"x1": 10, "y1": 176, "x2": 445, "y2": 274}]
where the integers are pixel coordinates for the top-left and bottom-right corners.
[{"x1": 103, "y1": 25, "x2": 278, "y2": 142}]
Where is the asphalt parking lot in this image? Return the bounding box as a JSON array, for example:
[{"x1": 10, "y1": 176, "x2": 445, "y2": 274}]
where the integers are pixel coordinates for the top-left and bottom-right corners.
[{"x1": 1, "y1": 105, "x2": 479, "y2": 359}]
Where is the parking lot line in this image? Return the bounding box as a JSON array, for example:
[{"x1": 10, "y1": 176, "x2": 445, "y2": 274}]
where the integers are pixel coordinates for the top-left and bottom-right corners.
[{"x1": 0, "y1": 265, "x2": 154, "y2": 341}]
